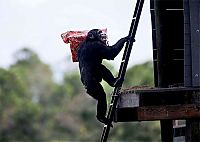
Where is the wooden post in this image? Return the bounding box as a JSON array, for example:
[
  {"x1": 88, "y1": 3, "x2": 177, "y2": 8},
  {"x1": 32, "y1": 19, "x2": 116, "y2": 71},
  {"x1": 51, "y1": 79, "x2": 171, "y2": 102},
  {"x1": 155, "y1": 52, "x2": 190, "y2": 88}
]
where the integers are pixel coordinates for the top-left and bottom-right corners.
[
  {"x1": 184, "y1": 0, "x2": 200, "y2": 141},
  {"x1": 184, "y1": 0, "x2": 192, "y2": 87},
  {"x1": 154, "y1": 0, "x2": 175, "y2": 141},
  {"x1": 186, "y1": 92, "x2": 200, "y2": 142}
]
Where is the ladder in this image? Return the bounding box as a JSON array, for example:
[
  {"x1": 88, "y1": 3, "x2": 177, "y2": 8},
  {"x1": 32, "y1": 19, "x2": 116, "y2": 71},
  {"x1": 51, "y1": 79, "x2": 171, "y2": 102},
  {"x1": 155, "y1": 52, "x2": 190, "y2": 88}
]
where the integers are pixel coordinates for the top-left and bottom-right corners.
[{"x1": 100, "y1": 0, "x2": 145, "y2": 141}]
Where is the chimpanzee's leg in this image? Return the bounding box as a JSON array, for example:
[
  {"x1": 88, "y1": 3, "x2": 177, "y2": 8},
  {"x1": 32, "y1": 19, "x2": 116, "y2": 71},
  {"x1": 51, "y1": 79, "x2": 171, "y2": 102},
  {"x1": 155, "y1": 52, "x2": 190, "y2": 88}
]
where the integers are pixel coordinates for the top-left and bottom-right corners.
[
  {"x1": 101, "y1": 65, "x2": 124, "y2": 87},
  {"x1": 85, "y1": 80, "x2": 108, "y2": 124},
  {"x1": 100, "y1": 65, "x2": 116, "y2": 87}
]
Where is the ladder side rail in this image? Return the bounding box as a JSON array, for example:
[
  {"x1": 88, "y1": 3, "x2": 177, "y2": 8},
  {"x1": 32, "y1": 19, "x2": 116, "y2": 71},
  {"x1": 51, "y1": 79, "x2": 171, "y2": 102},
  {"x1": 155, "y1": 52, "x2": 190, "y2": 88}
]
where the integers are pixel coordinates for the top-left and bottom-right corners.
[
  {"x1": 108, "y1": 0, "x2": 143, "y2": 118},
  {"x1": 107, "y1": 0, "x2": 145, "y2": 128},
  {"x1": 119, "y1": 0, "x2": 145, "y2": 81},
  {"x1": 100, "y1": 0, "x2": 145, "y2": 141},
  {"x1": 118, "y1": 0, "x2": 141, "y2": 75}
]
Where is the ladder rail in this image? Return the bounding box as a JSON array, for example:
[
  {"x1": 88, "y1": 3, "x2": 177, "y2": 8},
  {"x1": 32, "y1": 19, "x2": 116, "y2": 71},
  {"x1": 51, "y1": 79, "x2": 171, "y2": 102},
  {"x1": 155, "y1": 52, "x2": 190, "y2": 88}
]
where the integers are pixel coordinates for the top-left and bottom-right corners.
[
  {"x1": 118, "y1": 0, "x2": 141, "y2": 75},
  {"x1": 119, "y1": 0, "x2": 145, "y2": 80},
  {"x1": 100, "y1": 0, "x2": 145, "y2": 141}
]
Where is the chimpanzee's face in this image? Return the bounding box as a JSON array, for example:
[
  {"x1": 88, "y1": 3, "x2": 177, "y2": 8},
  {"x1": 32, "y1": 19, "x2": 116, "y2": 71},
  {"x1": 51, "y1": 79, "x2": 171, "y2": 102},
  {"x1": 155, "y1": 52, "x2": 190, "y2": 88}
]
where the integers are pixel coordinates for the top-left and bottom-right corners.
[
  {"x1": 86, "y1": 29, "x2": 108, "y2": 45},
  {"x1": 99, "y1": 31, "x2": 108, "y2": 45}
]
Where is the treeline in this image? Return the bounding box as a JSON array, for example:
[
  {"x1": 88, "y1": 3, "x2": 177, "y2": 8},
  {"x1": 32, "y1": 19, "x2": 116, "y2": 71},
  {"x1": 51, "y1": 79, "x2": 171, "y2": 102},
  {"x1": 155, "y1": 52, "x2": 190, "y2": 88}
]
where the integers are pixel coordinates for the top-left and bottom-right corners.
[{"x1": 0, "y1": 48, "x2": 161, "y2": 141}]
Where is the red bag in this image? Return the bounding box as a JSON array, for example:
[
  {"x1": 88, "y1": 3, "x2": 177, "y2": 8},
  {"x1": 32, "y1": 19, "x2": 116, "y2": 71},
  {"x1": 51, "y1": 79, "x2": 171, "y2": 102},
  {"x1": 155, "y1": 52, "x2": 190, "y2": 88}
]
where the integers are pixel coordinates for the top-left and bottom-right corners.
[{"x1": 61, "y1": 29, "x2": 107, "y2": 62}]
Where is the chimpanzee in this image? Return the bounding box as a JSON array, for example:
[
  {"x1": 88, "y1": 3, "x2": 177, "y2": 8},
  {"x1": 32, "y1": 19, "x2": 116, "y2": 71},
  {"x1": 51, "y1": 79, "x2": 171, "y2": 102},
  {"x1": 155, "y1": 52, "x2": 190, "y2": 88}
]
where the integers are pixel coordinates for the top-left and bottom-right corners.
[{"x1": 77, "y1": 29, "x2": 131, "y2": 125}]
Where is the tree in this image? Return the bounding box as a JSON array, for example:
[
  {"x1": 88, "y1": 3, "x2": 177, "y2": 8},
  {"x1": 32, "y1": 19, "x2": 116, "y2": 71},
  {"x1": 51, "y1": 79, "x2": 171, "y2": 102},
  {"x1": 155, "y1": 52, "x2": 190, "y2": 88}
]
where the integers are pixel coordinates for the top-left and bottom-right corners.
[
  {"x1": 9, "y1": 48, "x2": 56, "y2": 140},
  {"x1": 123, "y1": 61, "x2": 154, "y2": 88},
  {"x1": 61, "y1": 71, "x2": 84, "y2": 98},
  {"x1": 10, "y1": 48, "x2": 55, "y2": 105},
  {"x1": 0, "y1": 68, "x2": 41, "y2": 141}
]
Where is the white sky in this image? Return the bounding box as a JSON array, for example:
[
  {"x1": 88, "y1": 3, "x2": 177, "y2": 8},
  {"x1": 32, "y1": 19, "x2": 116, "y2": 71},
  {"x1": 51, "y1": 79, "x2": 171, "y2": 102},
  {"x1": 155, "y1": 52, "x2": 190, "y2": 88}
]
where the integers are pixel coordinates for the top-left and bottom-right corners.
[{"x1": 0, "y1": 0, "x2": 153, "y2": 74}]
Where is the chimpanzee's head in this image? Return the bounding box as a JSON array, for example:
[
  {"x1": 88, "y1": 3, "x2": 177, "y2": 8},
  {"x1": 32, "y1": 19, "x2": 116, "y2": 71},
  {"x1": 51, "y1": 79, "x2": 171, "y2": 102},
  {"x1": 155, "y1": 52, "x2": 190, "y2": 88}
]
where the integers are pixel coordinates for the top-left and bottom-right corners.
[{"x1": 86, "y1": 29, "x2": 108, "y2": 45}]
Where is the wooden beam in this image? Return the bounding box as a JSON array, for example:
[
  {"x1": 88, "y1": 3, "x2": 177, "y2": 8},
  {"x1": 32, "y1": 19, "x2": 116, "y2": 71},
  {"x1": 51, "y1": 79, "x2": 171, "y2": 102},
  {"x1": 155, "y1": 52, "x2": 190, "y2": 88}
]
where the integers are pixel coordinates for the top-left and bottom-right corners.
[
  {"x1": 119, "y1": 87, "x2": 199, "y2": 107},
  {"x1": 115, "y1": 104, "x2": 200, "y2": 122},
  {"x1": 138, "y1": 104, "x2": 200, "y2": 121}
]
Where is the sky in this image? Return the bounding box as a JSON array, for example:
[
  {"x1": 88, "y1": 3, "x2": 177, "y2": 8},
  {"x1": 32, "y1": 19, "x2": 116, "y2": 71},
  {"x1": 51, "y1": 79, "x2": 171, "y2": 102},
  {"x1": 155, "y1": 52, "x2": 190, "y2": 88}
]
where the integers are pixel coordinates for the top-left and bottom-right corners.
[{"x1": 0, "y1": 0, "x2": 153, "y2": 78}]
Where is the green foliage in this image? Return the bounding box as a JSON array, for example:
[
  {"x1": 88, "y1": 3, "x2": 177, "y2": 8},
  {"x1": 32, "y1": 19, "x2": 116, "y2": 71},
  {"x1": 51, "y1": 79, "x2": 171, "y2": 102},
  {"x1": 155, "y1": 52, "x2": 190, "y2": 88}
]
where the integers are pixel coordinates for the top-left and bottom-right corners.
[
  {"x1": 0, "y1": 68, "x2": 41, "y2": 141},
  {"x1": 10, "y1": 48, "x2": 55, "y2": 105},
  {"x1": 62, "y1": 71, "x2": 84, "y2": 98},
  {"x1": 0, "y1": 47, "x2": 160, "y2": 141},
  {"x1": 124, "y1": 61, "x2": 154, "y2": 87},
  {"x1": 109, "y1": 122, "x2": 161, "y2": 142},
  {"x1": 13, "y1": 48, "x2": 41, "y2": 65}
]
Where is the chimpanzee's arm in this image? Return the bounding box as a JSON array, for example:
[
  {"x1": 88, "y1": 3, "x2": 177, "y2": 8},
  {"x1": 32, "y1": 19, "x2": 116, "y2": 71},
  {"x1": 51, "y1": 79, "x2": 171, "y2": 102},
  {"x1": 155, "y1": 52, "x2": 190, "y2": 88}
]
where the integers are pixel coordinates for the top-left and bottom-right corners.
[{"x1": 98, "y1": 36, "x2": 129, "y2": 60}]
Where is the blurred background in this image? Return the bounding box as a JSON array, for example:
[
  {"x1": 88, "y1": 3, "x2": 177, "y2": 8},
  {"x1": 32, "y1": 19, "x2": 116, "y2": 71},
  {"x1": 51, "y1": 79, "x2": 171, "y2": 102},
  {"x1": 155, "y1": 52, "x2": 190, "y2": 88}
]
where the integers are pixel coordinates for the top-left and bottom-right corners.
[{"x1": 0, "y1": 0, "x2": 161, "y2": 141}]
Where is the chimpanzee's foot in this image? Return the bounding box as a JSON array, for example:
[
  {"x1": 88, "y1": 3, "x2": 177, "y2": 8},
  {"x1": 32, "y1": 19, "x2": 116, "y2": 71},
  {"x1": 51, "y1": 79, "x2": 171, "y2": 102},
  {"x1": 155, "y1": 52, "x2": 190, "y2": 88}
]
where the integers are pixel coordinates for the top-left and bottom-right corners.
[
  {"x1": 113, "y1": 77, "x2": 124, "y2": 87},
  {"x1": 96, "y1": 115, "x2": 113, "y2": 127}
]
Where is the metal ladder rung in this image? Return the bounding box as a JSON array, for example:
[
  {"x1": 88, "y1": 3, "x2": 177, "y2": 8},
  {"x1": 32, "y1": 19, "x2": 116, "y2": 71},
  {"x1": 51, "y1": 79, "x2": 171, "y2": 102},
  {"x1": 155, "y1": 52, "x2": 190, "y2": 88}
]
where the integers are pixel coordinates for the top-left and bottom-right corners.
[{"x1": 121, "y1": 60, "x2": 125, "y2": 63}]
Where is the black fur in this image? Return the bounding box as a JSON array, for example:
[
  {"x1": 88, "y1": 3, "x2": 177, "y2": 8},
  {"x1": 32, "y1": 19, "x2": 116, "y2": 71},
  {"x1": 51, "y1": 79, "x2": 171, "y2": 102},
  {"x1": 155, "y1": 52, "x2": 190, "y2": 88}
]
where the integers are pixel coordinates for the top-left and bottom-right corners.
[{"x1": 78, "y1": 31, "x2": 129, "y2": 124}]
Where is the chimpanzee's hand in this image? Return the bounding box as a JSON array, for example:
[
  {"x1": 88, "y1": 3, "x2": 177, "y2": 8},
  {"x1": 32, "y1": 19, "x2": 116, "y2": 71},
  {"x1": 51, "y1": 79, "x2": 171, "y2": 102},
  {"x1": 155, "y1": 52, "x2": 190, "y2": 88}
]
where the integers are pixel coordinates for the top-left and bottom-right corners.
[
  {"x1": 123, "y1": 36, "x2": 135, "y2": 43},
  {"x1": 123, "y1": 36, "x2": 131, "y2": 42}
]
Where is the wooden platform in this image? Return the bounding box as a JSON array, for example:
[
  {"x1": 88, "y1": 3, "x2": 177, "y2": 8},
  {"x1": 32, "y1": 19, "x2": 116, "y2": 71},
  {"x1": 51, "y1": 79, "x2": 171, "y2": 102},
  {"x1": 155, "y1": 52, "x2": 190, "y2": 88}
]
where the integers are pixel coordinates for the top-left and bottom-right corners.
[{"x1": 114, "y1": 87, "x2": 200, "y2": 122}]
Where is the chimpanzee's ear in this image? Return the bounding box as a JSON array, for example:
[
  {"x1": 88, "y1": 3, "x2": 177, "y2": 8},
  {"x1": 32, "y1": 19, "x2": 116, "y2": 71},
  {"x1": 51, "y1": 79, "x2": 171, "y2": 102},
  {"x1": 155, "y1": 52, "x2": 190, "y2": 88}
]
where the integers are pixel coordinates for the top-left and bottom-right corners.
[{"x1": 87, "y1": 33, "x2": 95, "y2": 39}]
